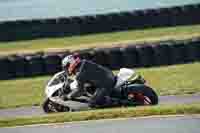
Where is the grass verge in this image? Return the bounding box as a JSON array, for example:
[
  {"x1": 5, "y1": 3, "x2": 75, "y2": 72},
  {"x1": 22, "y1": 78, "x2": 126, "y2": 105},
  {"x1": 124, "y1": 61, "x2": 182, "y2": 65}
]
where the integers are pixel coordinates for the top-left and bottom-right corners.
[
  {"x1": 0, "y1": 24, "x2": 200, "y2": 55},
  {"x1": 0, "y1": 62, "x2": 200, "y2": 109},
  {"x1": 0, "y1": 103, "x2": 200, "y2": 127}
]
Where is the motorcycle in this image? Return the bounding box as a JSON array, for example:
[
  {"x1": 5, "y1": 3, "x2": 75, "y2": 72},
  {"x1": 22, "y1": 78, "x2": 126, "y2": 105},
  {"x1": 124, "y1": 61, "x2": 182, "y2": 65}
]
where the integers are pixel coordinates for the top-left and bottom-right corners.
[{"x1": 42, "y1": 68, "x2": 158, "y2": 113}]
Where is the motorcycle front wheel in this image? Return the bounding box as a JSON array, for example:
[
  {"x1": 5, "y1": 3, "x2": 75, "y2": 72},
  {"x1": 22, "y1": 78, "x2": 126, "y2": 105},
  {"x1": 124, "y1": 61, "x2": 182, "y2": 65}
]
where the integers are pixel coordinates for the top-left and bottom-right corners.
[
  {"x1": 126, "y1": 84, "x2": 158, "y2": 105},
  {"x1": 42, "y1": 98, "x2": 70, "y2": 113}
]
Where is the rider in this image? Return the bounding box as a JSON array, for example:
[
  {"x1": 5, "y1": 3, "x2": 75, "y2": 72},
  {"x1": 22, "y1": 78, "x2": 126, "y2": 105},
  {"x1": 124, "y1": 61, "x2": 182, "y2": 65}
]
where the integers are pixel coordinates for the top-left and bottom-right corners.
[{"x1": 61, "y1": 53, "x2": 116, "y2": 108}]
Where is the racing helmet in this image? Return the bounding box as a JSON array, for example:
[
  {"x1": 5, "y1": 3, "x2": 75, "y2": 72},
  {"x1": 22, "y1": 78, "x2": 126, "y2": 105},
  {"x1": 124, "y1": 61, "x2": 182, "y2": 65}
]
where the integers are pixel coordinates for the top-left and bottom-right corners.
[{"x1": 62, "y1": 53, "x2": 81, "y2": 75}]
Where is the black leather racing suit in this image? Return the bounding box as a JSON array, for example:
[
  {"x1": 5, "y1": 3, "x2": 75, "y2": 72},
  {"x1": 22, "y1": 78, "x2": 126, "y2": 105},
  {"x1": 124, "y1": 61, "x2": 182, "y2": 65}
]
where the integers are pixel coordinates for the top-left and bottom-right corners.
[{"x1": 67, "y1": 59, "x2": 116, "y2": 107}]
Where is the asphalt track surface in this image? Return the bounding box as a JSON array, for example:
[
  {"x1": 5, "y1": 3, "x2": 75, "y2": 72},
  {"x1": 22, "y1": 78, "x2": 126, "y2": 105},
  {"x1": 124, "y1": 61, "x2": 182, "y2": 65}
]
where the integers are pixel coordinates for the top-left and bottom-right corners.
[
  {"x1": 0, "y1": 115, "x2": 200, "y2": 133},
  {"x1": 0, "y1": 94, "x2": 200, "y2": 118}
]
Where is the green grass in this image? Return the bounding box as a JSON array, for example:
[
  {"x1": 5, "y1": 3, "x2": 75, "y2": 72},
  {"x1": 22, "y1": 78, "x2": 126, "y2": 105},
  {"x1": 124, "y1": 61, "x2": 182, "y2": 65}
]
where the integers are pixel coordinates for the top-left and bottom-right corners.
[
  {"x1": 1, "y1": 103, "x2": 200, "y2": 127},
  {"x1": 1, "y1": 24, "x2": 200, "y2": 55},
  {"x1": 0, "y1": 62, "x2": 200, "y2": 109},
  {"x1": 137, "y1": 62, "x2": 200, "y2": 95}
]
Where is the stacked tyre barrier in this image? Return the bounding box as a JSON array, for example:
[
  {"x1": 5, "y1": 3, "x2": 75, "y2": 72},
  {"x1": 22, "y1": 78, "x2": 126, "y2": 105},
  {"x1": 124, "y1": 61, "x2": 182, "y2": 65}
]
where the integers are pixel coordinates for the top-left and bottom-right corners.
[
  {"x1": 0, "y1": 38, "x2": 199, "y2": 80},
  {"x1": 0, "y1": 3, "x2": 200, "y2": 41}
]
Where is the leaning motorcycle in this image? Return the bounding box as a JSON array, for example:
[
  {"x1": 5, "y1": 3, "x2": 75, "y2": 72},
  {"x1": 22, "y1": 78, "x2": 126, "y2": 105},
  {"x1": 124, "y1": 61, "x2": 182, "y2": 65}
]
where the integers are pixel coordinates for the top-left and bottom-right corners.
[{"x1": 42, "y1": 68, "x2": 158, "y2": 113}]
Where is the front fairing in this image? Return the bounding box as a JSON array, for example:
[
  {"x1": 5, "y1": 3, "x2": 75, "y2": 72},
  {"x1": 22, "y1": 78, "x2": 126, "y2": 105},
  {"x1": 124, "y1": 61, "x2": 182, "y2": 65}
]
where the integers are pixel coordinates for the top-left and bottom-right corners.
[
  {"x1": 47, "y1": 71, "x2": 66, "y2": 87},
  {"x1": 45, "y1": 83, "x2": 65, "y2": 98},
  {"x1": 45, "y1": 71, "x2": 66, "y2": 98}
]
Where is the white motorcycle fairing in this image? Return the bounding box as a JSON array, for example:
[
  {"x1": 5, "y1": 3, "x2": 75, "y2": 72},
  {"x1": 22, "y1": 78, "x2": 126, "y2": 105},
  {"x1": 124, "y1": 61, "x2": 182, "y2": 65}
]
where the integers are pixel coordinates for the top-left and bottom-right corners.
[
  {"x1": 115, "y1": 68, "x2": 135, "y2": 88},
  {"x1": 45, "y1": 83, "x2": 65, "y2": 98},
  {"x1": 45, "y1": 71, "x2": 66, "y2": 98}
]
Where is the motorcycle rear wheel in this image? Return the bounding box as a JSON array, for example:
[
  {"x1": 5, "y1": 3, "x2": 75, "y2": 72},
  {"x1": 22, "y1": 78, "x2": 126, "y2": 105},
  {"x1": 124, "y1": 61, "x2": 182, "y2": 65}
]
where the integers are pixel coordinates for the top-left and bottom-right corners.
[{"x1": 127, "y1": 85, "x2": 158, "y2": 105}]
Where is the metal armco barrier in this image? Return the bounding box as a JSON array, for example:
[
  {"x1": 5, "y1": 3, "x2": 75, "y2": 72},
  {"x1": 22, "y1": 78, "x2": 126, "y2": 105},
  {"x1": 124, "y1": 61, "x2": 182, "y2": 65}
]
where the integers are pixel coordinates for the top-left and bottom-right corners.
[
  {"x1": 0, "y1": 38, "x2": 199, "y2": 80},
  {"x1": 0, "y1": 3, "x2": 200, "y2": 41}
]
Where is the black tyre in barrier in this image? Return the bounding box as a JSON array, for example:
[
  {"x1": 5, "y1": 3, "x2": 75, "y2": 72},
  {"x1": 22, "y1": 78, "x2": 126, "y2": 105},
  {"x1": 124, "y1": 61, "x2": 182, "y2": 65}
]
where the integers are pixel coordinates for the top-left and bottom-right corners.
[
  {"x1": 43, "y1": 54, "x2": 61, "y2": 74},
  {"x1": 25, "y1": 54, "x2": 45, "y2": 76},
  {"x1": 136, "y1": 45, "x2": 156, "y2": 67},
  {"x1": 79, "y1": 15, "x2": 98, "y2": 34},
  {"x1": 40, "y1": 19, "x2": 57, "y2": 37},
  {"x1": 56, "y1": 18, "x2": 68, "y2": 36},
  {"x1": 104, "y1": 47, "x2": 123, "y2": 70},
  {"x1": 120, "y1": 45, "x2": 139, "y2": 68},
  {"x1": 195, "y1": 4, "x2": 200, "y2": 23},
  {"x1": 65, "y1": 17, "x2": 81, "y2": 35},
  {"x1": 91, "y1": 48, "x2": 110, "y2": 67},
  {"x1": 49, "y1": 50, "x2": 70, "y2": 60},
  {"x1": 95, "y1": 14, "x2": 113, "y2": 33},
  {"x1": 194, "y1": 40, "x2": 200, "y2": 60},
  {"x1": 170, "y1": 6, "x2": 186, "y2": 26},
  {"x1": 169, "y1": 41, "x2": 188, "y2": 64},
  {"x1": 181, "y1": 5, "x2": 195, "y2": 25},
  {"x1": 91, "y1": 15, "x2": 104, "y2": 33},
  {"x1": 183, "y1": 39, "x2": 199, "y2": 62},
  {"x1": 27, "y1": 20, "x2": 43, "y2": 39},
  {"x1": 75, "y1": 49, "x2": 93, "y2": 60},
  {"x1": 142, "y1": 9, "x2": 157, "y2": 27},
  {"x1": 120, "y1": 11, "x2": 138, "y2": 30},
  {"x1": 187, "y1": 38, "x2": 200, "y2": 61},
  {"x1": 133, "y1": 10, "x2": 147, "y2": 29},
  {"x1": 0, "y1": 22, "x2": 14, "y2": 41},
  {"x1": 16, "y1": 20, "x2": 38, "y2": 40},
  {"x1": 152, "y1": 42, "x2": 172, "y2": 66},
  {"x1": 107, "y1": 13, "x2": 123, "y2": 31},
  {"x1": 155, "y1": 8, "x2": 172, "y2": 27},
  {"x1": 0, "y1": 57, "x2": 13, "y2": 80},
  {"x1": 181, "y1": 4, "x2": 200, "y2": 25},
  {"x1": 196, "y1": 44, "x2": 200, "y2": 61},
  {"x1": 8, "y1": 55, "x2": 27, "y2": 77},
  {"x1": 55, "y1": 17, "x2": 76, "y2": 36}
]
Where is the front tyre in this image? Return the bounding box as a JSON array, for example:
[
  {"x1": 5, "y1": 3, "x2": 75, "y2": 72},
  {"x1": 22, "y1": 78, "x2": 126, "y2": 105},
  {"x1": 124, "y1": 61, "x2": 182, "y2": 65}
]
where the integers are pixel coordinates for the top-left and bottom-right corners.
[
  {"x1": 126, "y1": 84, "x2": 158, "y2": 105},
  {"x1": 42, "y1": 98, "x2": 54, "y2": 113},
  {"x1": 42, "y1": 98, "x2": 70, "y2": 113}
]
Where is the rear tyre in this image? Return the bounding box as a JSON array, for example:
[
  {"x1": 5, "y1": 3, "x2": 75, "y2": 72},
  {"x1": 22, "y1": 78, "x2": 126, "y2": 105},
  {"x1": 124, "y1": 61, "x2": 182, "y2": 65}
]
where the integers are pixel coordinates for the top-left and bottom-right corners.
[{"x1": 127, "y1": 84, "x2": 158, "y2": 105}]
